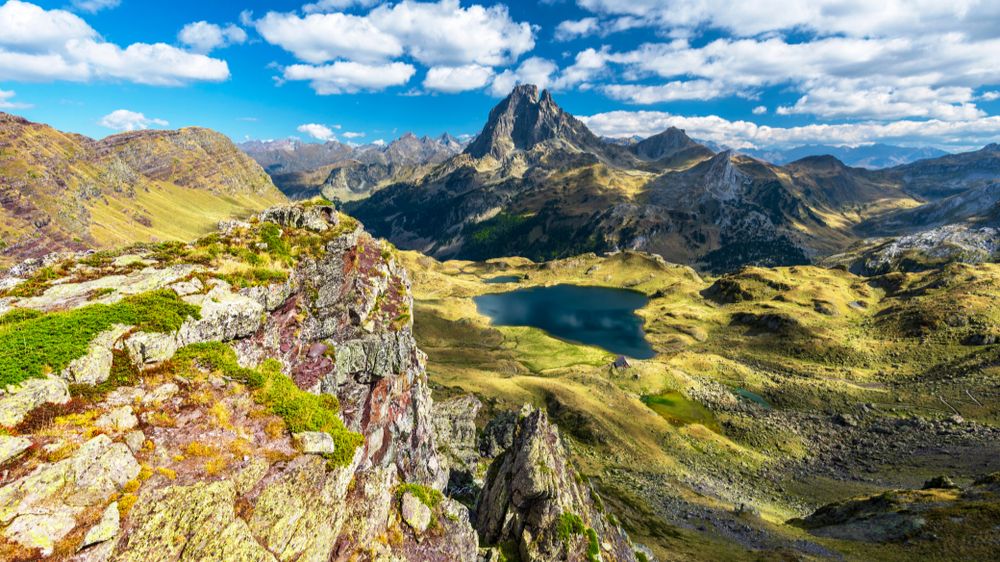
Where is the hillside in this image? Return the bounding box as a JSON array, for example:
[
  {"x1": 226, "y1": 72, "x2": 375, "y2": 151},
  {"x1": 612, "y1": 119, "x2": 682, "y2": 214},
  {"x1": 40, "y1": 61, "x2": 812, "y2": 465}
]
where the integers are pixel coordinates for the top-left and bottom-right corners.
[
  {"x1": 0, "y1": 113, "x2": 286, "y2": 267},
  {"x1": 350, "y1": 85, "x2": 921, "y2": 272}
]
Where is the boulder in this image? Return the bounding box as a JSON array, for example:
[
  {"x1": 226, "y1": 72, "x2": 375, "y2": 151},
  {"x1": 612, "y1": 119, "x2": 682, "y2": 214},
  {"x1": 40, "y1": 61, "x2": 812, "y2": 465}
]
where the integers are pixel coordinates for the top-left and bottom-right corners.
[
  {"x1": 401, "y1": 492, "x2": 432, "y2": 533},
  {"x1": 0, "y1": 375, "x2": 70, "y2": 427},
  {"x1": 0, "y1": 434, "x2": 32, "y2": 466},
  {"x1": 81, "y1": 502, "x2": 120, "y2": 549},
  {"x1": 293, "y1": 431, "x2": 337, "y2": 455},
  {"x1": 62, "y1": 324, "x2": 131, "y2": 385},
  {"x1": 95, "y1": 406, "x2": 138, "y2": 432}
]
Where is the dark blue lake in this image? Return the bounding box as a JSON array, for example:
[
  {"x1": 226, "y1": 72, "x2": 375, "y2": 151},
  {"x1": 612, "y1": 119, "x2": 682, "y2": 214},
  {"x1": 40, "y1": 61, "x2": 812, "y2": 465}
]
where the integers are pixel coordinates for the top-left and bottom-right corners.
[{"x1": 473, "y1": 284, "x2": 656, "y2": 359}]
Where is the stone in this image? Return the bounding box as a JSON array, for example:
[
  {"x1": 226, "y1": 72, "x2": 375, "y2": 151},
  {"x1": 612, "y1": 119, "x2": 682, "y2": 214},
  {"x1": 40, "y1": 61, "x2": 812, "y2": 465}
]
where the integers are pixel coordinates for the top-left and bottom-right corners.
[
  {"x1": 0, "y1": 435, "x2": 31, "y2": 466},
  {"x1": 125, "y1": 331, "x2": 178, "y2": 365},
  {"x1": 142, "y1": 382, "x2": 179, "y2": 405},
  {"x1": 922, "y1": 475, "x2": 959, "y2": 490},
  {"x1": 95, "y1": 406, "x2": 138, "y2": 432},
  {"x1": 81, "y1": 502, "x2": 120, "y2": 548},
  {"x1": 293, "y1": 431, "x2": 337, "y2": 455},
  {"x1": 62, "y1": 325, "x2": 131, "y2": 385},
  {"x1": 834, "y1": 413, "x2": 858, "y2": 427},
  {"x1": 124, "y1": 431, "x2": 145, "y2": 454},
  {"x1": 401, "y1": 492, "x2": 432, "y2": 534},
  {"x1": 177, "y1": 284, "x2": 265, "y2": 345},
  {"x1": 260, "y1": 205, "x2": 337, "y2": 232},
  {"x1": 0, "y1": 375, "x2": 71, "y2": 427},
  {"x1": 117, "y1": 480, "x2": 275, "y2": 562},
  {"x1": 0, "y1": 435, "x2": 138, "y2": 554}
]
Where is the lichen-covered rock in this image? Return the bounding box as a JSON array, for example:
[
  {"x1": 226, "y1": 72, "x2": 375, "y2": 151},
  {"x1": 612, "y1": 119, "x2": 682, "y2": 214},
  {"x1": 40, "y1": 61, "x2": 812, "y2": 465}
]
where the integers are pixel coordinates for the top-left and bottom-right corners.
[
  {"x1": 433, "y1": 395, "x2": 483, "y2": 498},
  {"x1": 62, "y1": 325, "x2": 131, "y2": 385},
  {"x1": 95, "y1": 406, "x2": 138, "y2": 432},
  {"x1": 81, "y1": 502, "x2": 119, "y2": 549},
  {"x1": 260, "y1": 204, "x2": 338, "y2": 233},
  {"x1": 401, "y1": 492, "x2": 432, "y2": 533},
  {"x1": 118, "y1": 480, "x2": 274, "y2": 562},
  {"x1": 292, "y1": 431, "x2": 337, "y2": 454},
  {"x1": 0, "y1": 435, "x2": 139, "y2": 554},
  {"x1": 0, "y1": 435, "x2": 31, "y2": 466},
  {"x1": 0, "y1": 375, "x2": 70, "y2": 427},
  {"x1": 476, "y1": 406, "x2": 639, "y2": 562}
]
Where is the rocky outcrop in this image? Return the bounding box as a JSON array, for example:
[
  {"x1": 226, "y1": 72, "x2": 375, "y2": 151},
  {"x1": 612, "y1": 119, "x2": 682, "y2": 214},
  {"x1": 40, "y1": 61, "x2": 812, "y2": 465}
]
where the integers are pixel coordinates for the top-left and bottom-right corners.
[
  {"x1": 0, "y1": 204, "x2": 477, "y2": 561},
  {"x1": 432, "y1": 395, "x2": 482, "y2": 496},
  {"x1": 476, "y1": 406, "x2": 639, "y2": 562}
]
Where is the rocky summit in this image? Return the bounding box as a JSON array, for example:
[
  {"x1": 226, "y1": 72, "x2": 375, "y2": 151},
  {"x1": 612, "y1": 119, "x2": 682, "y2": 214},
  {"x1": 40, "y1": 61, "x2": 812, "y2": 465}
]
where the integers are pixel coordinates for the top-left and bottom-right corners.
[{"x1": 0, "y1": 203, "x2": 643, "y2": 561}]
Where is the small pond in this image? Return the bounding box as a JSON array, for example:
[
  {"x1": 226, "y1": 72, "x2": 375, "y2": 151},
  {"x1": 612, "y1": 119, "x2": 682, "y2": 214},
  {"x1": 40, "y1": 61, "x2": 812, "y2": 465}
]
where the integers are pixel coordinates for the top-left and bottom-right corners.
[
  {"x1": 473, "y1": 284, "x2": 655, "y2": 359},
  {"x1": 483, "y1": 275, "x2": 521, "y2": 284},
  {"x1": 641, "y1": 391, "x2": 720, "y2": 432}
]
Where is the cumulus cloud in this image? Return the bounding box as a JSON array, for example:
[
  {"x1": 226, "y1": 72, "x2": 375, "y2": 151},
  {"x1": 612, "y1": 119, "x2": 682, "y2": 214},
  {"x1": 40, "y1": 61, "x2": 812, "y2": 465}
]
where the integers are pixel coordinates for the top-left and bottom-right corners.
[
  {"x1": 99, "y1": 109, "x2": 168, "y2": 131},
  {"x1": 0, "y1": 89, "x2": 30, "y2": 108},
  {"x1": 283, "y1": 61, "x2": 416, "y2": 94},
  {"x1": 0, "y1": 1, "x2": 230, "y2": 85},
  {"x1": 342, "y1": 131, "x2": 365, "y2": 138},
  {"x1": 490, "y1": 57, "x2": 558, "y2": 96},
  {"x1": 423, "y1": 64, "x2": 494, "y2": 93},
  {"x1": 70, "y1": 0, "x2": 119, "y2": 13},
  {"x1": 752, "y1": 105, "x2": 767, "y2": 115},
  {"x1": 554, "y1": 17, "x2": 599, "y2": 41},
  {"x1": 178, "y1": 21, "x2": 247, "y2": 53},
  {"x1": 579, "y1": 110, "x2": 1000, "y2": 151},
  {"x1": 297, "y1": 123, "x2": 338, "y2": 141},
  {"x1": 256, "y1": 0, "x2": 534, "y2": 68},
  {"x1": 603, "y1": 80, "x2": 731, "y2": 104}
]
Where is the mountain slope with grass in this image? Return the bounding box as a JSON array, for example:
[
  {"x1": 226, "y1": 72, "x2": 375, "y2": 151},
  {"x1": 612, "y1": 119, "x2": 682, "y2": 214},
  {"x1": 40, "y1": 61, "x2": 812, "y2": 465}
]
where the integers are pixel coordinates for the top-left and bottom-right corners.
[{"x1": 0, "y1": 113, "x2": 286, "y2": 268}]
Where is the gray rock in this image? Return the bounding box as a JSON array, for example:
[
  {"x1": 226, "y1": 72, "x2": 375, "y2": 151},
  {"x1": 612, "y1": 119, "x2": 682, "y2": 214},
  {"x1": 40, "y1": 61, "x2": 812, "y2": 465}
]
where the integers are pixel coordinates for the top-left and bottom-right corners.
[
  {"x1": 401, "y1": 492, "x2": 432, "y2": 534},
  {"x1": 81, "y1": 502, "x2": 120, "y2": 548},
  {"x1": 95, "y1": 406, "x2": 138, "y2": 432},
  {"x1": 62, "y1": 325, "x2": 131, "y2": 385},
  {"x1": 0, "y1": 435, "x2": 32, "y2": 466},
  {"x1": 142, "y1": 382, "x2": 179, "y2": 405},
  {"x1": 293, "y1": 431, "x2": 337, "y2": 455},
  {"x1": 260, "y1": 205, "x2": 338, "y2": 232},
  {"x1": 0, "y1": 375, "x2": 70, "y2": 427},
  {"x1": 123, "y1": 431, "x2": 145, "y2": 454}
]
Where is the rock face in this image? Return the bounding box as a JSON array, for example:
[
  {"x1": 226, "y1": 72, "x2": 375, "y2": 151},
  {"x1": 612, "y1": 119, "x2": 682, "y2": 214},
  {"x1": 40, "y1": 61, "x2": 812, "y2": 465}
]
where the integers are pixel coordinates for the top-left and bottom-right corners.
[
  {"x1": 0, "y1": 204, "x2": 476, "y2": 561},
  {"x1": 432, "y1": 395, "x2": 483, "y2": 496},
  {"x1": 476, "y1": 406, "x2": 638, "y2": 562}
]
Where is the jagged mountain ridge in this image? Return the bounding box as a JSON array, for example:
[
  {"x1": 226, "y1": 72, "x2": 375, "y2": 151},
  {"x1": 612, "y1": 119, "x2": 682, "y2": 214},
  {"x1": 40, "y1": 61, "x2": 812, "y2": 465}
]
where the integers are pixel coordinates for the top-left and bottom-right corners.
[
  {"x1": 350, "y1": 86, "x2": 927, "y2": 272},
  {"x1": 240, "y1": 133, "x2": 464, "y2": 201},
  {"x1": 742, "y1": 143, "x2": 950, "y2": 169},
  {"x1": 0, "y1": 113, "x2": 286, "y2": 267}
]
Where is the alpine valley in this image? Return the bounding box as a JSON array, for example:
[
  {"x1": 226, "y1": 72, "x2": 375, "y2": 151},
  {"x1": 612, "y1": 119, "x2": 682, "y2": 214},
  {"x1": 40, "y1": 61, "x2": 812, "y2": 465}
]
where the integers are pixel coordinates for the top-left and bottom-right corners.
[{"x1": 0, "y1": 87, "x2": 998, "y2": 562}]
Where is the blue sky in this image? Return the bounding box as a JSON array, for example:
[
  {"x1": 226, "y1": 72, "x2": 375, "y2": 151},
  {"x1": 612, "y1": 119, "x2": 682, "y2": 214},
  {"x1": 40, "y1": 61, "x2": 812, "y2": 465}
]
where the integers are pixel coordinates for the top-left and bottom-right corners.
[{"x1": 1, "y1": 0, "x2": 999, "y2": 150}]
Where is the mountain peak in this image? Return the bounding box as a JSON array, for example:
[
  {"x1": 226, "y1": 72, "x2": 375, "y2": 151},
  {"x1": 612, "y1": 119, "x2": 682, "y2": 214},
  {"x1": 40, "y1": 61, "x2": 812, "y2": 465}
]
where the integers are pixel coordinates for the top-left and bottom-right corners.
[
  {"x1": 632, "y1": 127, "x2": 702, "y2": 161},
  {"x1": 464, "y1": 84, "x2": 601, "y2": 160}
]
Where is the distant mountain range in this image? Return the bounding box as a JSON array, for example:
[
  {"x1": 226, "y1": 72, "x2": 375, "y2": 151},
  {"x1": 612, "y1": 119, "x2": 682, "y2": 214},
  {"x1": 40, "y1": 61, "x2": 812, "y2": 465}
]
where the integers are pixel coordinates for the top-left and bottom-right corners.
[
  {"x1": 348, "y1": 85, "x2": 1000, "y2": 272},
  {"x1": 240, "y1": 133, "x2": 463, "y2": 201},
  {"x1": 735, "y1": 144, "x2": 950, "y2": 169},
  {"x1": 0, "y1": 112, "x2": 285, "y2": 266}
]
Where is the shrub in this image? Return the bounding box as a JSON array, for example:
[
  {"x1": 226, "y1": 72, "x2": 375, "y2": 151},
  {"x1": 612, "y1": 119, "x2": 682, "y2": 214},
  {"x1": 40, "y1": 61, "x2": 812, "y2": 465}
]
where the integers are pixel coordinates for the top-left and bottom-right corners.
[
  {"x1": 556, "y1": 512, "x2": 586, "y2": 543},
  {"x1": 0, "y1": 290, "x2": 200, "y2": 387}
]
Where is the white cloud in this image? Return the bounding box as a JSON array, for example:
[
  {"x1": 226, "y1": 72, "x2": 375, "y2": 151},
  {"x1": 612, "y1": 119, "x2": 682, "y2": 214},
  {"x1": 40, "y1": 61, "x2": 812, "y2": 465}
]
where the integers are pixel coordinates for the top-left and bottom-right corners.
[
  {"x1": 255, "y1": 0, "x2": 534, "y2": 68},
  {"x1": 574, "y1": 0, "x2": 1000, "y2": 40},
  {"x1": 255, "y1": 11, "x2": 402, "y2": 64},
  {"x1": 423, "y1": 64, "x2": 494, "y2": 93},
  {"x1": 303, "y1": 0, "x2": 383, "y2": 13},
  {"x1": 371, "y1": 138, "x2": 386, "y2": 146},
  {"x1": 297, "y1": 123, "x2": 337, "y2": 141},
  {"x1": 0, "y1": 1, "x2": 230, "y2": 85},
  {"x1": 603, "y1": 79, "x2": 730, "y2": 103},
  {"x1": 178, "y1": 21, "x2": 247, "y2": 53},
  {"x1": 752, "y1": 105, "x2": 767, "y2": 115},
  {"x1": 980, "y1": 91, "x2": 1000, "y2": 101},
  {"x1": 342, "y1": 131, "x2": 365, "y2": 138},
  {"x1": 283, "y1": 61, "x2": 416, "y2": 94},
  {"x1": 579, "y1": 110, "x2": 1000, "y2": 151},
  {"x1": 99, "y1": 109, "x2": 168, "y2": 131},
  {"x1": 489, "y1": 57, "x2": 558, "y2": 96},
  {"x1": 70, "y1": 0, "x2": 119, "y2": 13},
  {"x1": 554, "y1": 17, "x2": 599, "y2": 41},
  {"x1": 0, "y1": 89, "x2": 30, "y2": 109}
]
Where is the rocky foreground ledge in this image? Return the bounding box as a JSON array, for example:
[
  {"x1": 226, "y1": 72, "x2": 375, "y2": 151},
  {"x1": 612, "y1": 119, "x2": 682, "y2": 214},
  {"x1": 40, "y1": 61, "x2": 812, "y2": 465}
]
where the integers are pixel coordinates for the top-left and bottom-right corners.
[{"x1": 0, "y1": 204, "x2": 644, "y2": 561}]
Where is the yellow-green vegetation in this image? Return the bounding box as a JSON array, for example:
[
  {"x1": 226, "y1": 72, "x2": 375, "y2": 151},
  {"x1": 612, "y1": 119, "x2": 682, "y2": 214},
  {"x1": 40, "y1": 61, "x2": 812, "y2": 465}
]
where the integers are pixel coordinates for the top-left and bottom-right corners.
[
  {"x1": 556, "y1": 512, "x2": 585, "y2": 542},
  {"x1": 173, "y1": 342, "x2": 363, "y2": 467},
  {"x1": 0, "y1": 290, "x2": 200, "y2": 386},
  {"x1": 397, "y1": 483, "x2": 444, "y2": 509},
  {"x1": 400, "y1": 249, "x2": 1000, "y2": 561}
]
